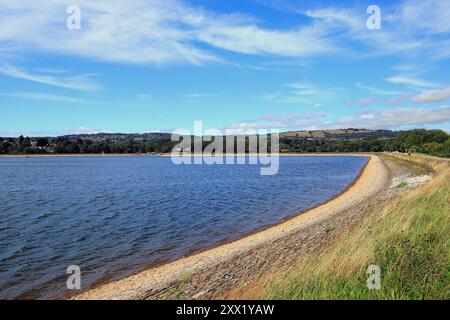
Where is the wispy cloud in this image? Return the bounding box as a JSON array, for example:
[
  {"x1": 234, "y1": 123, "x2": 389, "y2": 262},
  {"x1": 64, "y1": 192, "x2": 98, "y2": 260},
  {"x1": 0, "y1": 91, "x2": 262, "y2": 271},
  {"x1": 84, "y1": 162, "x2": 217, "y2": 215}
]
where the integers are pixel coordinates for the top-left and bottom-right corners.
[
  {"x1": 224, "y1": 111, "x2": 327, "y2": 132},
  {"x1": 285, "y1": 82, "x2": 330, "y2": 95},
  {"x1": 259, "y1": 82, "x2": 336, "y2": 105},
  {"x1": 355, "y1": 82, "x2": 401, "y2": 96},
  {"x1": 1, "y1": 0, "x2": 449, "y2": 66},
  {"x1": 225, "y1": 106, "x2": 450, "y2": 131},
  {"x1": 392, "y1": 64, "x2": 418, "y2": 72},
  {"x1": 411, "y1": 87, "x2": 450, "y2": 104},
  {"x1": 0, "y1": 64, "x2": 101, "y2": 91},
  {"x1": 0, "y1": 0, "x2": 338, "y2": 67},
  {"x1": 392, "y1": 0, "x2": 450, "y2": 35},
  {"x1": 273, "y1": 112, "x2": 329, "y2": 124},
  {"x1": 331, "y1": 106, "x2": 450, "y2": 129},
  {"x1": 186, "y1": 93, "x2": 215, "y2": 98},
  {"x1": 303, "y1": 0, "x2": 450, "y2": 59},
  {"x1": 0, "y1": 91, "x2": 88, "y2": 104},
  {"x1": 386, "y1": 75, "x2": 439, "y2": 89},
  {"x1": 259, "y1": 92, "x2": 281, "y2": 102},
  {"x1": 197, "y1": 21, "x2": 337, "y2": 58},
  {"x1": 303, "y1": 6, "x2": 421, "y2": 56}
]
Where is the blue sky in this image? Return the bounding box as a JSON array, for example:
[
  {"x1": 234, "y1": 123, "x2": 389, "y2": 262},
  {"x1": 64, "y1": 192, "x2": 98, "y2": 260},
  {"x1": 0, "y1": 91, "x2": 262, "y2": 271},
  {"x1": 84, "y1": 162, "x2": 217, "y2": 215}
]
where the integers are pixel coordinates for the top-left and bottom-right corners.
[{"x1": 1, "y1": 0, "x2": 450, "y2": 136}]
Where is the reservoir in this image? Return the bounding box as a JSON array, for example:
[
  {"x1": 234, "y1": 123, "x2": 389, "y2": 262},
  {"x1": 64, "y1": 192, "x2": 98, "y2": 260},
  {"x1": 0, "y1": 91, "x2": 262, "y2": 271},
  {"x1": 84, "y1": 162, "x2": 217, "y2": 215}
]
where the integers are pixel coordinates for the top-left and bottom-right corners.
[{"x1": 0, "y1": 155, "x2": 368, "y2": 299}]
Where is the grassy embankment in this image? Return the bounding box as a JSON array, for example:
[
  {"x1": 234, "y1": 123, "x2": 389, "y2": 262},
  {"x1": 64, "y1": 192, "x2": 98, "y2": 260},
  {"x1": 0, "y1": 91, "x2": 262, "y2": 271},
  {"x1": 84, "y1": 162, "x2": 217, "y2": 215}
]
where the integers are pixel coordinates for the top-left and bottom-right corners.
[{"x1": 237, "y1": 153, "x2": 449, "y2": 299}]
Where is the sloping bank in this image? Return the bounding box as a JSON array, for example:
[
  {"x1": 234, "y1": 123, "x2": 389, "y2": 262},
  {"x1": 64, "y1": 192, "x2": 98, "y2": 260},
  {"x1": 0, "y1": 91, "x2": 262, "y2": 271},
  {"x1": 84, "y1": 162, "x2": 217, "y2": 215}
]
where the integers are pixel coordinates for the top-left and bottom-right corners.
[
  {"x1": 73, "y1": 154, "x2": 395, "y2": 300},
  {"x1": 227, "y1": 154, "x2": 449, "y2": 300}
]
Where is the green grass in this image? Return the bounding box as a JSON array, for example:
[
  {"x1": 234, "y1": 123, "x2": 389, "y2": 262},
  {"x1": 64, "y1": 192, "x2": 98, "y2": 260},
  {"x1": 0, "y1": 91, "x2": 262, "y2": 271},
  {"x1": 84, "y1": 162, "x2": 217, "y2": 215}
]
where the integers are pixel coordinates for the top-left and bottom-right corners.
[
  {"x1": 239, "y1": 155, "x2": 449, "y2": 300},
  {"x1": 396, "y1": 181, "x2": 408, "y2": 188},
  {"x1": 370, "y1": 186, "x2": 449, "y2": 299},
  {"x1": 381, "y1": 153, "x2": 430, "y2": 175}
]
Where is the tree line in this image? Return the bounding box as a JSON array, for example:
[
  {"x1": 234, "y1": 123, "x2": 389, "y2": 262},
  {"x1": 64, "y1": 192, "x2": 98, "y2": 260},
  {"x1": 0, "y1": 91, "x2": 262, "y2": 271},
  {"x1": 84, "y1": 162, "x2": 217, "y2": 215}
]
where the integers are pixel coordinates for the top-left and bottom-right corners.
[
  {"x1": 280, "y1": 129, "x2": 450, "y2": 157},
  {"x1": 1, "y1": 129, "x2": 449, "y2": 158}
]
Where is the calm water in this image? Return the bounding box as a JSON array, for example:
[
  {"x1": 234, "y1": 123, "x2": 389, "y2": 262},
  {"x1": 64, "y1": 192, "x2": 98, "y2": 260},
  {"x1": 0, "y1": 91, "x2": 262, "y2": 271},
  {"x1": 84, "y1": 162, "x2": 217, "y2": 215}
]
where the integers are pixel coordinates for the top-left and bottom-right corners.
[{"x1": 0, "y1": 155, "x2": 368, "y2": 299}]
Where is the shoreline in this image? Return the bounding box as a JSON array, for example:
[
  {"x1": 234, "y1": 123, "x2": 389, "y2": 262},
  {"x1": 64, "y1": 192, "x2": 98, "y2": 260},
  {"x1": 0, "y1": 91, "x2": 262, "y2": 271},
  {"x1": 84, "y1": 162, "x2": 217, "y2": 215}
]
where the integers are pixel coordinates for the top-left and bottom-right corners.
[
  {"x1": 0, "y1": 153, "x2": 159, "y2": 158},
  {"x1": 0, "y1": 152, "x2": 373, "y2": 158},
  {"x1": 72, "y1": 154, "x2": 387, "y2": 300}
]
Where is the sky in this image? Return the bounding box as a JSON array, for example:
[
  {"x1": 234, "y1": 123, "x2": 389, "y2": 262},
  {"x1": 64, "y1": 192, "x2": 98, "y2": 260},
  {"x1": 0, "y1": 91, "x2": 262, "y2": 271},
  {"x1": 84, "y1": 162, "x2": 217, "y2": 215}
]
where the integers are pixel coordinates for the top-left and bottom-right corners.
[{"x1": 1, "y1": 0, "x2": 450, "y2": 137}]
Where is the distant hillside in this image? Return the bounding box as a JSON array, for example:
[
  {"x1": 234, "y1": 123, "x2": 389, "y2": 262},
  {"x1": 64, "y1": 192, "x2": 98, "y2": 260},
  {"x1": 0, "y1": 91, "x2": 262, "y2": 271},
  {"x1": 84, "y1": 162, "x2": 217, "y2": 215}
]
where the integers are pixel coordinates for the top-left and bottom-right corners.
[
  {"x1": 57, "y1": 129, "x2": 396, "y2": 142},
  {"x1": 60, "y1": 132, "x2": 173, "y2": 142},
  {"x1": 281, "y1": 129, "x2": 397, "y2": 140}
]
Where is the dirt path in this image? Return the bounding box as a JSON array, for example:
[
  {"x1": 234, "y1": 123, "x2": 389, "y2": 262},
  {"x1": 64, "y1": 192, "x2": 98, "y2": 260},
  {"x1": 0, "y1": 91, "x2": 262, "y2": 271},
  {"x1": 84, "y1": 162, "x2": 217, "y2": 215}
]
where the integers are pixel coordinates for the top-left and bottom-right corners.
[{"x1": 72, "y1": 154, "x2": 412, "y2": 300}]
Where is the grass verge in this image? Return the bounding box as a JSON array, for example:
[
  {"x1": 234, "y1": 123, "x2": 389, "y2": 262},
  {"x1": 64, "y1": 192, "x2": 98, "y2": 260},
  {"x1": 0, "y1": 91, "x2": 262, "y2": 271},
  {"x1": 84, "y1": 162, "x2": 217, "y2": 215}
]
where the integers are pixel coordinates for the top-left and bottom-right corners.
[{"x1": 381, "y1": 153, "x2": 431, "y2": 175}]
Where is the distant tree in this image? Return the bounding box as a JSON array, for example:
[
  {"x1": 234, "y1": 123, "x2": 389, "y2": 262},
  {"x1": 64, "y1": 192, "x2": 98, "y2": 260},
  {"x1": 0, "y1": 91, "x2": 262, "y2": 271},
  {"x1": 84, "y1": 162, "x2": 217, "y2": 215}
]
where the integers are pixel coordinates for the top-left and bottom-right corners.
[
  {"x1": 0, "y1": 141, "x2": 12, "y2": 154},
  {"x1": 430, "y1": 130, "x2": 448, "y2": 143},
  {"x1": 421, "y1": 142, "x2": 442, "y2": 154},
  {"x1": 36, "y1": 138, "x2": 49, "y2": 148},
  {"x1": 24, "y1": 136, "x2": 31, "y2": 147}
]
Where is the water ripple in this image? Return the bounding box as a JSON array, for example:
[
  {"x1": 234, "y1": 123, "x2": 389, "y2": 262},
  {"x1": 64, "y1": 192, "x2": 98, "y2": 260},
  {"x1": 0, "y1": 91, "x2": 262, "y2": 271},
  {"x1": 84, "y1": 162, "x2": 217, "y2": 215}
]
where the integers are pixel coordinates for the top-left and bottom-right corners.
[{"x1": 0, "y1": 155, "x2": 367, "y2": 299}]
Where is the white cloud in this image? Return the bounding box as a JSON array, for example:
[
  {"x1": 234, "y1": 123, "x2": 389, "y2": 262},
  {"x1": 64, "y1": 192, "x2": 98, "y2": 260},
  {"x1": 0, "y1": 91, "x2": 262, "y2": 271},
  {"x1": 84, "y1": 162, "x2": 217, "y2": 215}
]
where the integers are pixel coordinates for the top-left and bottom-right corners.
[
  {"x1": 0, "y1": 64, "x2": 101, "y2": 91},
  {"x1": 355, "y1": 82, "x2": 401, "y2": 95},
  {"x1": 359, "y1": 113, "x2": 375, "y2": 120},
  {"x1": 225, "y1": 112, "x2": 328, "y2": 132},
  {"x1": 259, "y1": 92, "x2": 281, "y2": 102},
  {"x1": 0, "y1": 0, "x2": 338, "y2": 67},
  {"x1": 304, "y1": 7, "x2": 421, "y2": 55},
  {"x1": 285, "y1": 83, "x2": 328, "y2": 95},
  {"x1": 186, "y1": 93, "x2": 214, "y2": 98},
  {"x1": 260, "y1": 82, "x2": 336, "y2": 105},
  {"x1": 0, "y1": 91, "x2": 88, "y2": 104},
  {"x1": 1, "y1": 0, "x2": 449, "y2": 66},
  {"x1": 332, "y1": 106, "x2": 450, "y2": 129},
  {"x1": 392, "y1": 64, "x2": 418, "y2": 72},
  {"x1": 33, "y1": 67, "x2": 68, "y2": 74},
  {"x1": 225, "y1": 106, "x2": 450, "y2": 131},
  {"x1": 411, "y1": 87, "x2": 450, "y2": 104},
  {"x1": 304, "y1": 0, "x2": 450, "y2": 58},
  {"x1": 393, "y1": 0, "x2": 450, "y2": 35},
  {"x1": 386, "y1": 76, "x2": 438, "y2": 89},
  {"x1": 197, "y1": 22, "x2": 336, "y2": 57}
]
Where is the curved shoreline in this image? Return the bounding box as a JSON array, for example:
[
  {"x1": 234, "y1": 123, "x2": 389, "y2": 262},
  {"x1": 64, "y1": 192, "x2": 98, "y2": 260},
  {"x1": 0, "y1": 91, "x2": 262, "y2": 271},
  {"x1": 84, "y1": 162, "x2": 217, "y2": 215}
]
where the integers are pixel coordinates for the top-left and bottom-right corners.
[
  {"x1": 1, "y1": 152, "x2": 372, "y2": 158},
  {"x1": 72, "y1": 154, "x2": 388, "y2": 300}
]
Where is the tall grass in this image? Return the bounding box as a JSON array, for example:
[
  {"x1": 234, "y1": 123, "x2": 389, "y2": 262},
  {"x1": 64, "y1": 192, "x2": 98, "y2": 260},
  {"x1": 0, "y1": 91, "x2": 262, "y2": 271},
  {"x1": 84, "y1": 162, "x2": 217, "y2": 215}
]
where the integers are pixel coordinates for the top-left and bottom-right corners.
[{"x1": 238, "y1": 154, "x2": 450, "y2": 300}]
